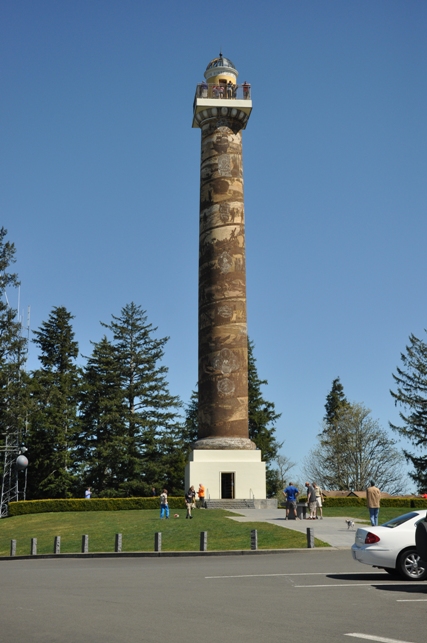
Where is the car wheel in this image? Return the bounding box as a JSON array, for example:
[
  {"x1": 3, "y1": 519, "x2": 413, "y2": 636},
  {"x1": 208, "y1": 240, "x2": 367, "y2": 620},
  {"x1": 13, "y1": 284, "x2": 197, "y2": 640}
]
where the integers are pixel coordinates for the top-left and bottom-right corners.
[{"x1": 397, "y1": 548, "x2": 427, "y2": 580}]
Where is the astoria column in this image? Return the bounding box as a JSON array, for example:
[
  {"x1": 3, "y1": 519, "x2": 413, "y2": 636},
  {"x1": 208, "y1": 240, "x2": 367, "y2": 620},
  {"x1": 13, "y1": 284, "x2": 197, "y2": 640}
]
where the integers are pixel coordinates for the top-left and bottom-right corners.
[{"x1": 187, "y1": 54, "x2": 266, "y2": 500}]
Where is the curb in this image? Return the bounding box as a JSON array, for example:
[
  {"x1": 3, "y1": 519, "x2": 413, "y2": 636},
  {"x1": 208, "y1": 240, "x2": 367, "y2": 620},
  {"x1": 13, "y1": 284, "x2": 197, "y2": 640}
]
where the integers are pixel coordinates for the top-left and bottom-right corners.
[{"x1": 0, "y1": 546, "x2": 346, "y2": 562}]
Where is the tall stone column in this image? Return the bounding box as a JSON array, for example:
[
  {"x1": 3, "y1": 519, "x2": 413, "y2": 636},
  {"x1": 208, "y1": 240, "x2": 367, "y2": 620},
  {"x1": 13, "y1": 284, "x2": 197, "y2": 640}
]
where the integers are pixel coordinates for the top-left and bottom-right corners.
[
  {"x1": 186, "y1": 55, "x2": 265, "y2": 501},
  {"x1": 196, "y1": 114, "x2": 254, "y2": 450}
]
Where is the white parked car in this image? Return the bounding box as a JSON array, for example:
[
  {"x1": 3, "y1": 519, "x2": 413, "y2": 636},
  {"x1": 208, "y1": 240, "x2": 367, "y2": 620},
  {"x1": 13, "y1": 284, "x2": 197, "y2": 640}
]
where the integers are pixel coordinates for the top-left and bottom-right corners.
[{"x1": 351, "y1": 510, "x2": 427, "y2": 580}]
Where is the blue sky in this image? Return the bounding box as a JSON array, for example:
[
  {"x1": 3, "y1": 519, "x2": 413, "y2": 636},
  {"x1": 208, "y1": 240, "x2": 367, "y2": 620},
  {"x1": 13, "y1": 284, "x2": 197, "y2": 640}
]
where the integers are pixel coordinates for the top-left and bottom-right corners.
[{"x1": 2, "y1": 1, "x2": 427, "y2": 490}]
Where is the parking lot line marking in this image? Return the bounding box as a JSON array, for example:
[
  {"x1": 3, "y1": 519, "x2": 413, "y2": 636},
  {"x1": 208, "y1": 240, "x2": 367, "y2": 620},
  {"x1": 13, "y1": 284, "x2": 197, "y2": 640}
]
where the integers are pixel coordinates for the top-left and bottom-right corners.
[
  {"x1": 345, "y1": 634, "x2": 415, "y2": 643},
  {"x1": 296, "y1": 582, "x2": 427, "y2": 588},
  {"x1": 205, "y1": 571, "x2": 383, "y2": 579},
  {"x1": 396, "y1": 599, "x2": 427, "y2": 602}
]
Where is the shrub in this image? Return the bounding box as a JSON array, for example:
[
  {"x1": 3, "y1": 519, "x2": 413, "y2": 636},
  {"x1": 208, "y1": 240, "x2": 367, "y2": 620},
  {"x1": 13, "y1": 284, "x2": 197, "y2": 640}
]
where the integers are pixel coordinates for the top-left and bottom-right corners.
[
  {"x1": 411, "y1": 498, "x2": 427, "y2": 509},
  {"x1": 322, "y1": 497, "x2": 365, "y2": 507},
  {"x1": 8, "y1": 497, "x2": 186, "y2": 517},
  {"x1": 379, "y1": 498, "x2": 412, "y2": 508},
  {"x1": 286, "y1": 497, "x2": 419, "y2": 508}
]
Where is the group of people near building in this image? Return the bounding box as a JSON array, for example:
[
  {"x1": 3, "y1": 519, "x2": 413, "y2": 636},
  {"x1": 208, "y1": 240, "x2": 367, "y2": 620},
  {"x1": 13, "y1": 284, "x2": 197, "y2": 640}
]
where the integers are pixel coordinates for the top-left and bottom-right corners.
[
  {"x1": 283, "y1": 481, "x2": 324, "y2": 520},
  {"x1": 283, "y1": 480, "x2": 382, "y2": 525},
  {"x1": 158, "y1": 483, "x2": 206, "y2": 519}
]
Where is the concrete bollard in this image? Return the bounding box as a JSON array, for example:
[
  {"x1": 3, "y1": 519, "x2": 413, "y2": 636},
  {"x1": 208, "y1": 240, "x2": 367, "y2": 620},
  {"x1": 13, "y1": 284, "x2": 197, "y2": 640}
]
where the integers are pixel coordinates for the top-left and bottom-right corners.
[
  {"x1": 306, "y1": 527, "x2": 314, "y2": 549},
  {"x1": 251, "y1": 529, "x2": 258, "y2": 551},
  {"x1": 82, "y1": 534, "x2": 89, "y2": 553},
  {"x1": 54, "y1": 536, "x2": 61, "y2": 554},
  {"x1": 10, "y1": 540, "x2": 16, "y2": 556},
  {"x1": 115, "y1": 533, "x2": 122, "y2": 553},
  {"x1": 31, "y1": 538, "x2": 37, "y2": 556},
  {"x1": 200, "y1": 531, "x2": 207, "y2": 552},
  {"x1": 154, "y1": 532, "x2": 162, "y2": 552}
]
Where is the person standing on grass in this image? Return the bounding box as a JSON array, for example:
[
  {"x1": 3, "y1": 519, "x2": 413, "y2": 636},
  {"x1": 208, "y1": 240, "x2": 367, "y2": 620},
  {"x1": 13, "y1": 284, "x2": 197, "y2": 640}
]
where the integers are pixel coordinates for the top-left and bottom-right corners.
[
  {"x1": 160, "y1": 488, "x2": 169, "y2": 519},
  {"x1": 198, "y1": 483, "x2": 206, "y2": 508},
  {"x1": 283, "y1": 482, "x2": 299, "y2": 519},
  {"x1": 314, "y1": 483, "x2": 324, "y2": 519},
  {"x1": 305, "y1": 482, "x2": 317, "y2": 519},
  {"x1": 85, "y1": 487, "x2": 91, "y2": 499},
  {"x1": 366, "y1": 481, "x2": 381, "y2": 526}
]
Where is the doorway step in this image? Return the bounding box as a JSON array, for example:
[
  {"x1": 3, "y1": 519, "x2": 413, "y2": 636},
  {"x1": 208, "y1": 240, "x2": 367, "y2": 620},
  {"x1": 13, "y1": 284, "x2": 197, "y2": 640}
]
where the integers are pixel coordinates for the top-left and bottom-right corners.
[{"x1": 205, "y1": 499, "x2": 255, "y2": 510}]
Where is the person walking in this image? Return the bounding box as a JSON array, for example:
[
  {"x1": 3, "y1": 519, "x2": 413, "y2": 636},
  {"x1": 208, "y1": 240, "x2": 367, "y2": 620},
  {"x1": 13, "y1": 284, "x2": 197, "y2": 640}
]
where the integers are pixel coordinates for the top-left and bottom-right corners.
[
  {"x1": 160, "y1": 488, "x2": 169, "y2": 519},
  {"x1": 185, "y1": 486, "x2": 195, "y2": 519},
  {"x1": 283, "y1": 482, "x2": 299, "y2": 519},
  {"x1": 314, "y1": 483, "x2": 324, "y2": 519},
  {"x1": 305, "y1": 482, "x2": 317, "y2": 519},
  {"x1": 366, "y1": 481, "x2": 381, "y2": 526}
]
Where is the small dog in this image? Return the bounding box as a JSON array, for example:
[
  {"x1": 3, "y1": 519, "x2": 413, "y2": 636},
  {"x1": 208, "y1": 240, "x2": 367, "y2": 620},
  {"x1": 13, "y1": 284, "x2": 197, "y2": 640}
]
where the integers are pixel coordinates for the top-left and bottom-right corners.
[
  {"x1": 345, "y1": 519, "x2": 355, "y2": 530},
  {"x1": 174, "y1": 513, "x2": 180, "y2": 518}
]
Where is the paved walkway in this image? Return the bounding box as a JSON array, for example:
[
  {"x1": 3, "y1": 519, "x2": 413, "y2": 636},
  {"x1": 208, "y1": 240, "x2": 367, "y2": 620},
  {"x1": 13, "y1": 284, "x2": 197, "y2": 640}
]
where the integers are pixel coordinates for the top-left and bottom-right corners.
[{"x1": 226, "y1": 508, "x2": 366, "y2": 548}]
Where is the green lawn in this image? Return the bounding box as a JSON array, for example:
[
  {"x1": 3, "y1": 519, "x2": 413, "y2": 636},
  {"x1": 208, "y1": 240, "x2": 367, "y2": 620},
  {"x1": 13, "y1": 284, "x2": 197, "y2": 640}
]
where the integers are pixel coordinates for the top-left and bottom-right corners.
[
  {"x1": 321, "y1": 506, "x2": 415, "y2": 523},
  {"x1": 0, "y1": 509, "x2": 328, "y2": 556}
]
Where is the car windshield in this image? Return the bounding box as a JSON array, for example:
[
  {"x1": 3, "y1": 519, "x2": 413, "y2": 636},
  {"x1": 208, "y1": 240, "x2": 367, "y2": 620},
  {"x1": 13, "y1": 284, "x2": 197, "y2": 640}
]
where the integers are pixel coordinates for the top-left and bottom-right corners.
[{"x1": 382, "y1": 512, "x2": 420, "y2": 528}]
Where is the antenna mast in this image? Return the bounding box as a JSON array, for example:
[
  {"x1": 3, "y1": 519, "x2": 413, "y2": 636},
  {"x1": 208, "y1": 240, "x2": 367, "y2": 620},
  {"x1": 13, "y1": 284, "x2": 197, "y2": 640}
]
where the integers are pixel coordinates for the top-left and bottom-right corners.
[{"x1": 0, "y1": 292, "x2": 29, "y2": 518}]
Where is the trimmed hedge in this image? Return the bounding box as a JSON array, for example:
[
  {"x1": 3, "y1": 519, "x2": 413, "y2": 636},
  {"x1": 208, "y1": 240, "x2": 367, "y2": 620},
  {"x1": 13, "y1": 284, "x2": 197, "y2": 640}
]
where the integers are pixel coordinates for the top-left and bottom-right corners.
[
  {"x1": 8, "y1": 496, "x2": 186, "y2": 517},
  {"x1": 280, "y1": 497, "x2": 427, "y2": 508},
  {"x1": 322, "y1": 497, "x2": 426, "y2": 508},
  {"x1": 411, "y1": 498, "x2": 427, "y2": 509}
]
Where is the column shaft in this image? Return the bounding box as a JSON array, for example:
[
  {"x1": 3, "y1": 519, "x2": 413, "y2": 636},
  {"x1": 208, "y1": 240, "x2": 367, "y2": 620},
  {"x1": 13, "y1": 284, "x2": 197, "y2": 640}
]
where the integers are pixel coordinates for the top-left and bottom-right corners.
[{"x1": 197, "y1": 117, "x2": 251, "y2": 447}]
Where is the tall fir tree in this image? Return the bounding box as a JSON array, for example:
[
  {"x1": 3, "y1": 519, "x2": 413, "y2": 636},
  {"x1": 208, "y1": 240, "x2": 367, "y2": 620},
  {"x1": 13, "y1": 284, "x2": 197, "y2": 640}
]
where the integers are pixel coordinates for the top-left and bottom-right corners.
[
  {"x1": 0, "y1": 228, "x2": 28, "y2": 469},
  {"x1": 77, "y1": 336, "x2": 127, "y2": 496},
  {"x1": 26, "y1": 306, "x2": 80, "y2": 498},
  {"x1": 319, "y1": 377, "x2": 350, "y2": 487},
  {"x1": 182, "y1": 389, "x2": 199, "y2": 446},
  {"x1": 390, "y1": 332, "x2": 427, "y2": 492},
  {"x1": 323, "y1": 377, "x2": 349, "y2": 431},
  {"x1": 100, "y1": 303, "x2": 182, "y2": 495},
  {"x1": 247, "y1": 339, "x2": 282, "y2": 495}
]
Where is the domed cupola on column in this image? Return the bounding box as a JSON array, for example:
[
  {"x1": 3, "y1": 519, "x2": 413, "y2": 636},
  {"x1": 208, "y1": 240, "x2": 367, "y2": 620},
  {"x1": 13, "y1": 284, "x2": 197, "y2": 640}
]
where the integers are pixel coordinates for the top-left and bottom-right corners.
[
  {"x1": 204, "y1": 53, "x2": 238, "y2": 83},
  {"x1": 192, "y1": 53, "x2": 252, "y2": 128}
]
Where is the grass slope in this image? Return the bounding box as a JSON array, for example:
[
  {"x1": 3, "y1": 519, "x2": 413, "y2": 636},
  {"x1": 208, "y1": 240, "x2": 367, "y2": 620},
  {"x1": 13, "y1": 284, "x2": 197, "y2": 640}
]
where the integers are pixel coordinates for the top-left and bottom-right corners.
[
  {"x1": 0, "y1": 509, "x2": 329, "y2": 556},
  {"x1": 320, "y1": 507, "x2": 415, "y2": 523}
]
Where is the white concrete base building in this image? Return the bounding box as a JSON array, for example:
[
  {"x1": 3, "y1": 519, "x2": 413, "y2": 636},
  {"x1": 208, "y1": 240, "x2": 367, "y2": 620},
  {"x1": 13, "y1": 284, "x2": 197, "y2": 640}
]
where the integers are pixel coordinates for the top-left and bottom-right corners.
[{"x1": 185, "y1": 449, "x2": 266, "y2": 500}]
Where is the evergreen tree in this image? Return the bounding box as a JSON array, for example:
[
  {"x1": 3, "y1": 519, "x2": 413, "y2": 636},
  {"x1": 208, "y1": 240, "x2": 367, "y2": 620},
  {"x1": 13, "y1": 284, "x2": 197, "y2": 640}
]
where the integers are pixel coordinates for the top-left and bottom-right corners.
[
  {"x1": 248, "y1": 339, "x2": 282, "y2": 463},
  {"x1": 248, "y1": 340, "x2": 283, "y2": 496},
  {"x1": 323, "y1": 377, "x2": 349, "y2": 431},
  {"x1": 26, "y1": 306, "x2": 80, "y2": 498},
  {"x1": 390, "y1": 332, "x2": 427, "y2": 492},
  {"x1": 0, "y1": 228, "x2": 28, "y2": 469},
  {"x1": 77, "y1": 336, "x2": 127, "y2": 496},
  {"x1": 183, "y1": 389, "x2": 199, "y2": 446},
  {"x1": 100, "y1": 303, "x2": 182, "y2": 495},
  {"x1": 319, "y1": 377, "x2": 350, "y2": 485}
]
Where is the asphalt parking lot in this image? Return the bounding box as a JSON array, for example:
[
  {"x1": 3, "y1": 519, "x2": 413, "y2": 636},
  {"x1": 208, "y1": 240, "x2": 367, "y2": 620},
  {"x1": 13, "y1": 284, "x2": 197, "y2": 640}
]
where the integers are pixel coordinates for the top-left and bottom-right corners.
[{"x1": 1, "y1": 550, "x2": 425, "y2": 643}]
